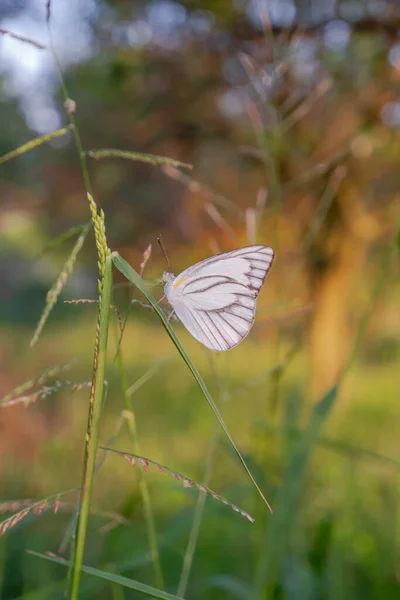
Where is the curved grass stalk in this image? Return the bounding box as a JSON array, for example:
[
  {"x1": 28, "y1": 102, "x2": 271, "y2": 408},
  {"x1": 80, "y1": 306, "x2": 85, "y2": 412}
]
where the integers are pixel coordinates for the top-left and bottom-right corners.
[
  {"x1": 0, "y1": 28, "x2": 45, "y2": 49},
  {"x1": 30, "y1": 222, "x2": 91, "y2": 347},
  {"x1": 0, "y1": 361, "x2": 76, "y2": 405},
  {"x1": 40, "y1": 221, "x2": 90, "y2": 256},
  {"x1": 87, "y1": 148, "x2": 192, "y2": 170},
  {"x1": 0, "y1": 126, "x2": 70, "y2": 164},
  {"x1": 0, "y1": 490, "x2": 76, "y2": 536},
  {"x1": 29, "y1": 551, "x2": 185, "y2": 600},
  {"x1": 101, "y1": 448, "x2": 254, "y2": 522},
  {"x1": 112, "y1": 252, "x2": 273, "y2": 514}
]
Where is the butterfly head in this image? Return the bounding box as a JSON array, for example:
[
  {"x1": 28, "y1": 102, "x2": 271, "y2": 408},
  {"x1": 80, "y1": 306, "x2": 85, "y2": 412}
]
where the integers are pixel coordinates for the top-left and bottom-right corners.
[
  {"x1": 162, "y1": 272, "x2": 175, "y2": 284},
  {"x1": 163, "y1": 271, "x2": 176, "y2": 300}
]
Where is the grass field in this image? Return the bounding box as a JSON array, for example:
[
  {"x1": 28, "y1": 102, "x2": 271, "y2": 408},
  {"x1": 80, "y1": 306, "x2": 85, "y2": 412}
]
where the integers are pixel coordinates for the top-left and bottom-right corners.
[
  {"x1": 1, "y1": 307, "x2": 400, "y2": 599},
  {"x1": 2, "y1": 3, "x2": 400, "y2": 596}
]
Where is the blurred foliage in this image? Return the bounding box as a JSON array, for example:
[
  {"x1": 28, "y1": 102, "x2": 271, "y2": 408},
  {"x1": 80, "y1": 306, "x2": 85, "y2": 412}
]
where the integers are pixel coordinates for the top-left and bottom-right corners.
[{"x1": 1, "y1": 0, "x2": 400, "y2": 598}]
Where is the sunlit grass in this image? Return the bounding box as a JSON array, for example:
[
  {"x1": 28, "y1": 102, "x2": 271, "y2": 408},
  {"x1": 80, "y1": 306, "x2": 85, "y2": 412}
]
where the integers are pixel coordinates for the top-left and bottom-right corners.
[
  {"x1": 2, "y1": 4, "x2": 400, "y2": 596},
  {"x1": 3, "y1": 315, "x2": 399, "y2": 491},
  {"x1": 1, "y1": 296, "x2": 399, "y2": 599}
]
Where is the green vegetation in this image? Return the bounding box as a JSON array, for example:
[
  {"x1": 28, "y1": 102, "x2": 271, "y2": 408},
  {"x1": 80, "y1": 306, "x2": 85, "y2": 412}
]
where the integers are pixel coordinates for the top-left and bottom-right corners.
[{"x1": 1, "y1": 1, "x2": 400, "y2": 598}]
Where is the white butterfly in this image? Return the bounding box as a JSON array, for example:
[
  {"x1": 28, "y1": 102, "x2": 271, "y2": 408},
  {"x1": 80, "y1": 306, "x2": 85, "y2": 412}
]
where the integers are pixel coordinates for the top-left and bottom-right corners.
[{"x1": 163, "y1": 245, "x2": 274, "y2": 351}]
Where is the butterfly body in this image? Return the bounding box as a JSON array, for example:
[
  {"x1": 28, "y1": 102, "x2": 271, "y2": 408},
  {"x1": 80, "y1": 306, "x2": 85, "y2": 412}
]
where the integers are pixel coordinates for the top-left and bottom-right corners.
[{"x1": 163, "y1": 245, "x2": 274, "y2": 352}]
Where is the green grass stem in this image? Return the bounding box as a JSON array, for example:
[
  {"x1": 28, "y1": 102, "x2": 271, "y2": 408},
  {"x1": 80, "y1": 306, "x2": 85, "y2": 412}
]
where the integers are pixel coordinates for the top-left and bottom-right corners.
[
  {"x1": 112, "y1": 252, "x2": 273, "y2": 513},
  {"x1": 69, "y1": 255, "x2": 113, "y2": 599},
  {"x1": 114, "y1": 330, "x2": 165, "y2": 589},
  {"x1": 29, "y1": 552, "x2": 185, "y2": 600}
]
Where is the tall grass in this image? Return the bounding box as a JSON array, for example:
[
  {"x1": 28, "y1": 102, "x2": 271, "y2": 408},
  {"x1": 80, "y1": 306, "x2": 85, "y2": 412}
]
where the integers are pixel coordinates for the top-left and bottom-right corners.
[{"x1": 1, "y1": 3, "x2": 399, "y2": 600}]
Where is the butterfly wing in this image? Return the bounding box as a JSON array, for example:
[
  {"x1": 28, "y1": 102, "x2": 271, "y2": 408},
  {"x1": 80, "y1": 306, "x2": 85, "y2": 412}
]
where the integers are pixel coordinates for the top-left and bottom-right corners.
[
  {"x1": 165, "y1": 246, "x2": 274, "y2": 351},
  {"x1": 167, "y1": 275, "x2": 257, "y2": 351},
  {"x1": 174, "y1": 245, "x2": 274, "y2": 296}
]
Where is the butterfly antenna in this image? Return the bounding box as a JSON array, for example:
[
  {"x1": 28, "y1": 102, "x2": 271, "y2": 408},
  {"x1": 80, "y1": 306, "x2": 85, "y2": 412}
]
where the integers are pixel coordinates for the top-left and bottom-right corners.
[{"x1": 157, "y1": 235, "x2": 171, "y2": 268}]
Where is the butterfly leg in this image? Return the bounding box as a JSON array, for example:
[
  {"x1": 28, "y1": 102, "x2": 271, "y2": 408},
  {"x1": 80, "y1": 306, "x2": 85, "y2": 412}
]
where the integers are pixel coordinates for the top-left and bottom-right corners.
[
  {"x1": 166, "y1": 309, "x2": 176, "y2": 324},
  {"x1": 130, "y1": 299, "x2": 153, "y2": 310}
]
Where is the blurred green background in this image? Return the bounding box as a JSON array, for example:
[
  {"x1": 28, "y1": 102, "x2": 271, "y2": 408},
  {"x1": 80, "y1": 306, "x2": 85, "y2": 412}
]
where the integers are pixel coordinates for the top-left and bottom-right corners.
[{"x1": 1, "y1": 0, "x2": 400, "y2": 598}]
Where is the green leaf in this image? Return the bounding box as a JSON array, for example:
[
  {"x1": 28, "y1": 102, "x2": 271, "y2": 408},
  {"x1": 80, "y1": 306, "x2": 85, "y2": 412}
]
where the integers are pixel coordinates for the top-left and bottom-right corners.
[
  {"x1": 254, "y1": 386, "x2": 338, "y2": 594},
  {"x1": 112, "y1": 252, "x2": 272, "y2": 513},
  {"x1": 27, "y1": 551, "x2": 186, "y2": 599}
]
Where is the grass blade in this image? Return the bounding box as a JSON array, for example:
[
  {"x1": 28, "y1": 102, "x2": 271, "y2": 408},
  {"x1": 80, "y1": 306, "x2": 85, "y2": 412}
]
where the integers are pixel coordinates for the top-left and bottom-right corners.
[
  {"x1": 101, "y1": 446, "x2": 255, "y2": 522},
  {"x1": 0, "y1": 490, "x2": 76, "y2": 537},
  {"x1": 39, "y1": 221, "x2": 91, "y2": 256},
  {"x1": 87, "y1": 149, "x2": 192, "y2": 170},
  {"x1": 30, "y1": 222, "x2": 91, "y2": 347},
  {"x1": 27, "y1": 552, "x2": 186, "y2": 599},
  {"x1": 126, "y1": 359, "x2": 167, "y2": 398},
  {"x1": 209, "y1": 575, "x2": 253, "y2": 599},
  {"x1": 0, "y1": 28, "x2": 45, "y2": 50},
  {"x1": 0, "y1": 126, "x2": 71, "y2": 164},
  {"x1": 254, "y1": 386, "x2": 338, "y2": 595},
  {"x1": 0, "y1": 361, "x2": 76, "y2": 405},
  {"x1": 113, "y1": 338, "x2": 165, "y2": 588},
  {"x1": 69, "y1": 242, "x2": 113, "y2": 598},
  {"x1": 112, "y1": 252, "x2": 272, "y2": 513}
]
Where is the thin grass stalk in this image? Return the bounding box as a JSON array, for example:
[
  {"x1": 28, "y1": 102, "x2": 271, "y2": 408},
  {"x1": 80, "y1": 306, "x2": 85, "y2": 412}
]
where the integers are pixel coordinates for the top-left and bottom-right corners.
[
  {"x1": 30, "y1": 222, "x2": 91, "y2": 347},
  {"x1": 261, "y1": 137, "x2": 283, "y2": 418},
  {"x1": 0, "y1": 28, "x2": 45, "y2": 49},
  {"x1": 0, "y1": 126, "x2": 71, "y2": 164},
  {"x1": 46, "y1": 16, "x2": 93, "y2": 199},
  {"x1": 30, "y1": 551, "x2": 186, "y2": 600},
  {"x1": 340, "y1": 250, "x2": 396, "y2": 381},
  {"x1": 45, "y1": 15, "x2": 102, "y2": 591},
  {"x1": 177, "y1": 417, "x2": 219, "y2": 597},
  {"x1": 57, "y1": 411, "x2": 126, "y2": 557},
  {"x1": 254, "y1": 206, "x2": 400, "y2": 598},
  {"x1": 260, "y1": 422, "x2": 400, "y2": 468},
  {"x1": 114, "y1": 326, "x2": 164, "y2": 589},
  {"x1": 247, "y1": 102, "x2": 284, "y2": 417},
  {"x1": 40, "y1": 221, "x2": 90, "y2": 256},
  {"x1": 177, "y1": 355, "x2": 226, "y2": 596},
  {"x1": 302, "y1": 166, "x2": 346, "y2": 254},
  {"x1": 112, "y1": 253, "x2": 273, "y2": 513},
  {"x1": 87, "y1": 148, "x2": 192, "y2": 170},
  {"x1": 69, "y1": 255, "x2": 113, "y2": 599},
  {"x1": 0, "y1": 544, "x2": 4, "y2": 595},
  {"x1": 58, "y1": 306, "x2": 163, "y2": 559},
  {"x1": 110, "y1": 577, "x2": 125, "y2": 600},
  {"x1": 246, "y1": 106, "x2": 285, "y2": 490},
  {"x1": 253, "y1": 386, "x2": 338, "y2": 598}
]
